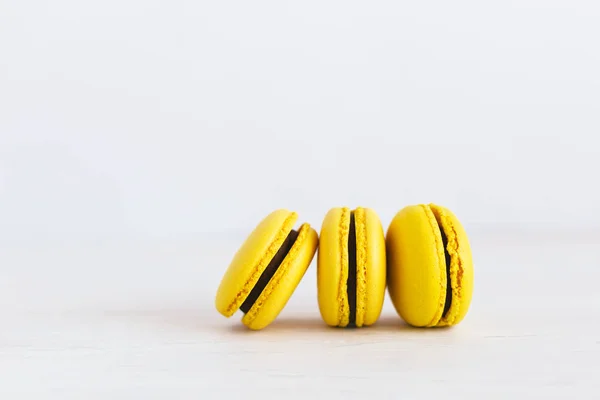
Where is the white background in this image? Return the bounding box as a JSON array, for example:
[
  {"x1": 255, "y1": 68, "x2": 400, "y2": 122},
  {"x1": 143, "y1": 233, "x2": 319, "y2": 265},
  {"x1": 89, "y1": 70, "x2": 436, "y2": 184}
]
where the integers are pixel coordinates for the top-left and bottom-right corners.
[
  {"x1": 1, "y1": 1, "x2": 600, "y2": 398},
  {"x1": 2, "y1": 0, "x2": 600, "y2": 240}
]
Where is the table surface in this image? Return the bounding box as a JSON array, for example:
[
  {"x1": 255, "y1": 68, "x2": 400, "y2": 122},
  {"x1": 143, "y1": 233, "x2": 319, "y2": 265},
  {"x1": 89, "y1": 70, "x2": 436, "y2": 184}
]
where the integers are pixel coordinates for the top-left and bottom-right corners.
[{"x1": 1, "y1": 231, "x2": 599, "y2": 399}]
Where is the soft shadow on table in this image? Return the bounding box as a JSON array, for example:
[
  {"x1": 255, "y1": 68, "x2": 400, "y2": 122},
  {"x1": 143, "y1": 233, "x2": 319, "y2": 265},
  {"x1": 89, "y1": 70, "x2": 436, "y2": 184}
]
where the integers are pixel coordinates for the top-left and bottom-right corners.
[
  {"x1": 226, "y1": 314, "x2": 432, "y2": 335},
  {"x1": 227, "y1": 315, "x2": 324, "y2": 334},
  {"x1": 374, "y1": 315, "x2": 424, "y2": 332}
]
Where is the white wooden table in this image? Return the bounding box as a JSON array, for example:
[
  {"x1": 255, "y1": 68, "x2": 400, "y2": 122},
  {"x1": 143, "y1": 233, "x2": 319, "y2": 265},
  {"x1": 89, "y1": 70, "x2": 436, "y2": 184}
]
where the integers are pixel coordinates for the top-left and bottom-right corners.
[{"x1": 1, "y1": 231, "x2": 599, "y2": 399}]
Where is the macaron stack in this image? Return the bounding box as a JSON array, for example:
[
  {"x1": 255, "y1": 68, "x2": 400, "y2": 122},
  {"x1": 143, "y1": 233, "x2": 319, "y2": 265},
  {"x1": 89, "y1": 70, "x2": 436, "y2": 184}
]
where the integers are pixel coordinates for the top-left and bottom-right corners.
[{"x1": 215, "y1": 204, "x2": 474, "y2": 330}]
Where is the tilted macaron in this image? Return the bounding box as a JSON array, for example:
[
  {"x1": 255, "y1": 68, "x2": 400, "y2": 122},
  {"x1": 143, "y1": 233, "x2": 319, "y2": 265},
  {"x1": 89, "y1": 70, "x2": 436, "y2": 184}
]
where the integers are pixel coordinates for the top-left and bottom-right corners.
[
  {"x1": 317, "y1": 207, "x2": 386, "y2": 328},
  {"x1": 386, "y1": 204, "x2": 474, "y2": 328},
  {"x1": 215, "y1": 209, "x2": 318, "y2": 330}
]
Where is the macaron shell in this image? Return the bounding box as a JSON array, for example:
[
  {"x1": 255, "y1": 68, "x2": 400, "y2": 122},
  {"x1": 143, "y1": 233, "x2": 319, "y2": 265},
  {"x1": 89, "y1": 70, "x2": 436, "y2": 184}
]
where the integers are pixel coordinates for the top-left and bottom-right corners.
[
  {"x1": 317, "y1": 207, "x2": 351, "y2": 327},
  {"x1": 242, "y1": 223, "x2": 318, "y2": 330},
  {"x1": 358, "y1": 207, "x2": 386, "y2": 327},
  {"x1": 215, "y1": 209, "x2": 297, "y2": 317},
  {"x1": 386, "y1": 205, "x2": 447, "y2": 327},
  {"x1": 430, "y1": 204, "x2": 474, "y2": 327}
]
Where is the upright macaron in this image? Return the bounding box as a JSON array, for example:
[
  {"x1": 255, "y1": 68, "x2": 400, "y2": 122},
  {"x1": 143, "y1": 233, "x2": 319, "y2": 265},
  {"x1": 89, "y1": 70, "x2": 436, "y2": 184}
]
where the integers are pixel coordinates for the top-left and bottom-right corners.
[
  {"x1": 215, "y1": 209, "x2": 318, "y2": 330},
  {"x1": 386, "y1": 204, "x2": 474, "y2": 328},
  {"x1": 317, "y1": 207, "x2": 386, "y2": 328}
]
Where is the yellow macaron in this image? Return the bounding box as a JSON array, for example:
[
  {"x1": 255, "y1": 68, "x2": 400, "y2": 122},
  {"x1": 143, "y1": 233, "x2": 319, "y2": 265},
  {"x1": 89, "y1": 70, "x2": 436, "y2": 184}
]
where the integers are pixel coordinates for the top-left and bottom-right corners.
[
  {"x1": 317, "y1": 207, "x2": 386, "y2": 328},
  {"x1": 386, "y1": 204, "x2": 474, "y2": 328},
  {"x1": 215, "y1": 209, "x2": 318, "y2": 330}
]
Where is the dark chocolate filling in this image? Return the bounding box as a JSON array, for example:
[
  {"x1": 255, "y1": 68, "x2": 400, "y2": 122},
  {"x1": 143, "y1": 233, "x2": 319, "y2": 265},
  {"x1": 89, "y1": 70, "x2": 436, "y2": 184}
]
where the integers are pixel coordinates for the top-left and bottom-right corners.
[
  {"x1": 239, "y1": 229, "x2": 299, "y2": 314},
  {"x1": 347, "y1": 212, "x2": 357, "y2": 326},
  {"x1": 437, "y1": 222, "x2": 452, "y2": 318}
]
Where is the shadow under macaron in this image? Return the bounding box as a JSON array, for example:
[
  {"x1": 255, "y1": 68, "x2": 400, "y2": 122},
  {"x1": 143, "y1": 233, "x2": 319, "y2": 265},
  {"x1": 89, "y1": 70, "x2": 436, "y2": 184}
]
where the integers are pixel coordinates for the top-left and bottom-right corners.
[{"x1": 225, "y1": 314, "x2": 448, "y2": 335}]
